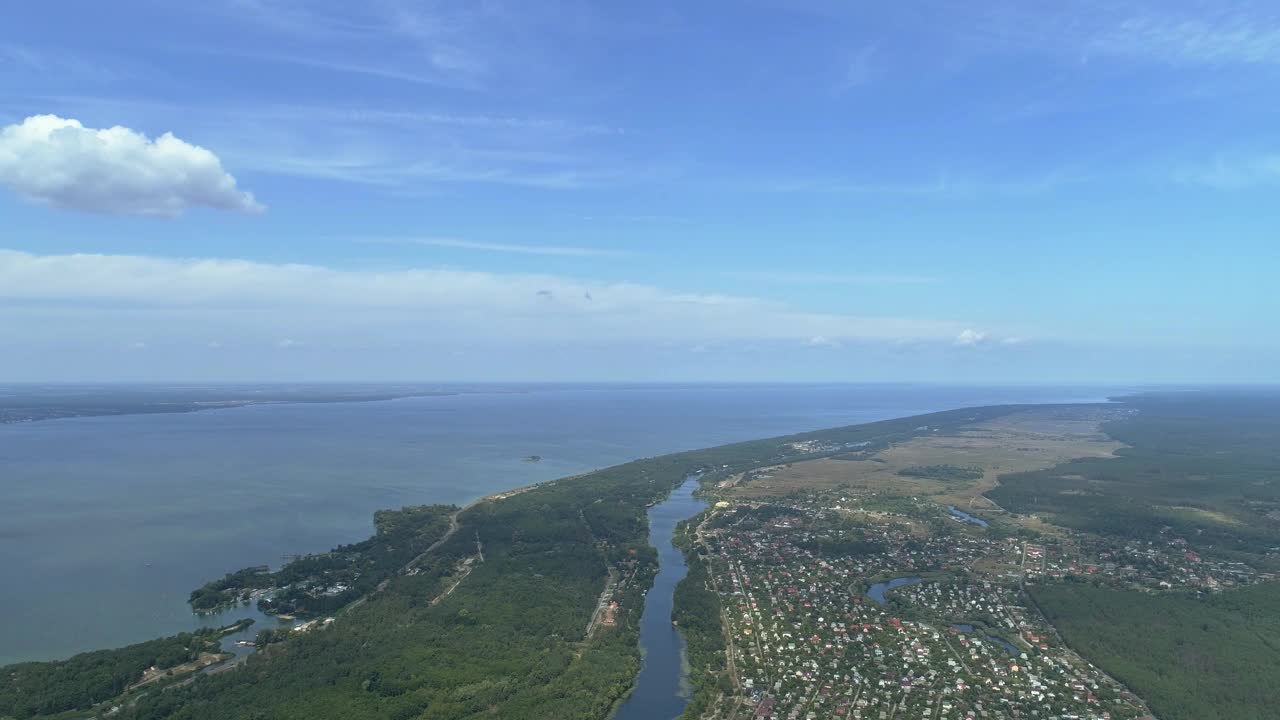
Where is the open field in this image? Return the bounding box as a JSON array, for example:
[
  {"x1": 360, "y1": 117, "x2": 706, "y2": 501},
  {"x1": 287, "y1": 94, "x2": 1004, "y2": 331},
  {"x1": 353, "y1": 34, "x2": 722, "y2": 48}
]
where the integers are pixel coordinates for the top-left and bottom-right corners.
[{"x1": 719, "y1": 405, "x2": 1129, "y2": 530}]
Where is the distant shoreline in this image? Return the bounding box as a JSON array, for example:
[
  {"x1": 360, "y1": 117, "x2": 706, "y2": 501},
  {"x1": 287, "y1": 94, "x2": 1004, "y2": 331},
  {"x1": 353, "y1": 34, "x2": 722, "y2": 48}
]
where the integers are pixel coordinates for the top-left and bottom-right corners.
[{"x1": 0, "y1": 390, "x2": 458, "y2": 426}]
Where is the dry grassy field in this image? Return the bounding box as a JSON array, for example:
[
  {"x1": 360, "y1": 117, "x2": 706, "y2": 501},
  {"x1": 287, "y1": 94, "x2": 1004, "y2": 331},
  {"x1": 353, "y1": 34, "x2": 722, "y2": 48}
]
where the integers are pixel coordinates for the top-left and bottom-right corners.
[{"x1": 721, "y1": 406, "x2": 1128, "y2": 529}]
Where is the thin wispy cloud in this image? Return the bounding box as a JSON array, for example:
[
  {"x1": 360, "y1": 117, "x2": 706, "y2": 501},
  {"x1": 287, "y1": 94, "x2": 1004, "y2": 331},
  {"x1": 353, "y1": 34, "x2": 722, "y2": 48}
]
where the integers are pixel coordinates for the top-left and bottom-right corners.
[
  {"x1": 740, "y1": 168, "x2": 1091, "y2": 197},
  {"x1": 205, "y1": 49, "x2": 478, "y2": 90},
  {"x1": 0, "y1": 44, "x2": 125, "y2": 83},
  {"x1": 194, "y1": 0, "x2": 517, "y2": 90},
  {"x1": 218, "y1": 0, "x2": 380, "y2": 39},
  {"x1": 805, "y1": 335, "x2": 839, "y2": 348},
  {"x1": 1086, "y1": 8, "x2": 1280, "y2": 66},
  {"x1": 210, "y1": 135, "x2": 616, "y2": 190},
  {"x1": 792, "y1": 2, "x2": 1280, "y2": 69},
  {"x1": 978, "y1": 2, "x2": 1280, "y2": 68},
  {"x1": 0, "y1": 249, "x2": 988, "y2": 348},
  {"x1": 24, "y1": 95, "x2": 623, "y2": 143},
  {"x1": 833, "y1": 45, "x2": 878, "y2": 94},
  {"x1": 1174, "y1": 153, "x2": 1280, "y2": 189},
  {"x1": 0, "y1": 43, "x2": 41, "y2": 69},
  {"x1": 359, "y1": 237, "x2": 631, "y2": 258},
  {"x1": 722, "y1": 270, "x2": 935, "y2": 286},
  {"x1": 954, "y1": 329, "x2": 988, "y2": 347}
]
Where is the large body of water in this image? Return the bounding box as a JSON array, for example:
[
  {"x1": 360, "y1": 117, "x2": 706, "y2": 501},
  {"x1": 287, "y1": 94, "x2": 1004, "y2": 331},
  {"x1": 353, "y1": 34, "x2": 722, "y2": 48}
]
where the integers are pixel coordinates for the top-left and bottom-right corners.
[
  {"x1": 0, "y1": 383, "x2": 1120, "y2": 664},
  {"x1": 612, "y1": 478, "x2": 707, "y2": 720}
]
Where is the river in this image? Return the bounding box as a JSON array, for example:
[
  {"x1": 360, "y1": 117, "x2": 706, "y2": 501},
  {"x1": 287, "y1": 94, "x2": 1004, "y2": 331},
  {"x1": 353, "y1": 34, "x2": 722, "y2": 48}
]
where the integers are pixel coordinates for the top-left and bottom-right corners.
[{"x1": 612, "y1": 477, "x2": 708, "y2": 720}]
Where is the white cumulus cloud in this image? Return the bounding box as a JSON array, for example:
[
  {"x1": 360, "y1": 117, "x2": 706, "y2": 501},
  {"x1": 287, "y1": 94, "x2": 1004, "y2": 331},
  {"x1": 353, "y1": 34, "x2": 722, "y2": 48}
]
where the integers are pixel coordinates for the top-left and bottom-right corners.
[
  {"x1": 0, "y1": 115, "x2": 264, "y2": 217},
  {"x1": 954, "y1": 329, "x2": 988, "y2": 347}
]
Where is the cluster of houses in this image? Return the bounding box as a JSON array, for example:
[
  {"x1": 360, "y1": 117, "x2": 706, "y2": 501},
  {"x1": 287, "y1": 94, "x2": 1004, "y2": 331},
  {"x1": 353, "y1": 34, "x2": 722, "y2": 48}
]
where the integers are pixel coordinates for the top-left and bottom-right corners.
[
  {"x1": 698, "y1": 498, "x2": 1152, "y2": 720},
  {"x1": 1017, "y1": 530, "x2": 1271, "y2": 592},
  {"x1": 784, "y1": 439, "x2": 873, "y2": 455}
]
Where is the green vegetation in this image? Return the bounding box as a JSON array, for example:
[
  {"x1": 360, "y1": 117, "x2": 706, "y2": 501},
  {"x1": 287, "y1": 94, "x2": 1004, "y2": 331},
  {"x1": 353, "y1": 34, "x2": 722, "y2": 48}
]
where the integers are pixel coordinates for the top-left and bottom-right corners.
[
  {"x1": 0, "y1": 622, "x2": 249, "y2": 720},
  {"x1": 188, "y1": 566, "x2": 272, "y2": 611},
  {"x1": 122, "y1": 470, "x2": 661, "y2": 720},
  {"x1": 898, "y1": 464, "x2": 984, "y2": 481},
  {"x1": 1030, "y1": 581, "x2": 1280, "y2": 720},
  {"x1": 189, "y1": 505, "x2": 455, "y2": 616},
  {"x1": 989, "y1": 392, "x2": 1280, "y2": 561},
  {"x1": 254, "y1": 627, "x2": 292, "y2": 648}
]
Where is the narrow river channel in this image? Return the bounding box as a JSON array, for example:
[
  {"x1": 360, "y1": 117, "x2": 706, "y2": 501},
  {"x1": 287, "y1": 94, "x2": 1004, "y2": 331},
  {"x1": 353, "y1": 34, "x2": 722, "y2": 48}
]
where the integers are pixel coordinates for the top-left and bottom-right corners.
[{"x1": 613, "y1": 476, "x2": 708, "y2": 720}]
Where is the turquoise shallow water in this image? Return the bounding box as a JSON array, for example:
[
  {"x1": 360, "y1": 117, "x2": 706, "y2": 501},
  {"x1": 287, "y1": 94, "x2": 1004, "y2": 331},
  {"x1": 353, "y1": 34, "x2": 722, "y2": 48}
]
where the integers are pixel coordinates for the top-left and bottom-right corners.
[{"x1": 0, "y1": 383, "x2": 1120, "y2": 664}]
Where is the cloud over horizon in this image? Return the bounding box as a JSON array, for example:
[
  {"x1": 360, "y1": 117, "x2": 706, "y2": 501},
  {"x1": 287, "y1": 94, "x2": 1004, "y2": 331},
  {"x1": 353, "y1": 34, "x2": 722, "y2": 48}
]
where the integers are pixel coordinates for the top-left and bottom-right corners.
[
  {"x1": 0, "y1": 115, "x2": 263, "y2": 217},
  {"x1": 0, "y1": 249, "x2": 985, "y2": 351}
]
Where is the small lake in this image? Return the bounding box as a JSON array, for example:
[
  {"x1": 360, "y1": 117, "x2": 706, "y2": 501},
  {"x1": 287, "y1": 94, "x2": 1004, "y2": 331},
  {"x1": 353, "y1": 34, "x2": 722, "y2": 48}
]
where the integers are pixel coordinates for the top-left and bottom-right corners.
[
  {"x1": 950, "y1": 624, "x2": 1020, "y2": 656},
  {"x1": 612, "y1": 477, "x2": 708, "y2": 720},
  {"x1": 946, "y1": 505, "x2": 990, "y2": 528},
  {"x1": 866, "y1": 576, "x2": 922, "y2": 605},
  {"x1": 208, "y1": 605, "x2": 288, "y2": 664}
]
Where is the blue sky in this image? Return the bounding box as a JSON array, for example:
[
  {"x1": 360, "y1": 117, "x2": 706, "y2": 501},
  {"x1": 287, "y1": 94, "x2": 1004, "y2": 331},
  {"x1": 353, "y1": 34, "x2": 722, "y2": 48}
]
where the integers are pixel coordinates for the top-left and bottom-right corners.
[{"x1": 1, "y1": 0, "x2": 1277, "y2": 382}]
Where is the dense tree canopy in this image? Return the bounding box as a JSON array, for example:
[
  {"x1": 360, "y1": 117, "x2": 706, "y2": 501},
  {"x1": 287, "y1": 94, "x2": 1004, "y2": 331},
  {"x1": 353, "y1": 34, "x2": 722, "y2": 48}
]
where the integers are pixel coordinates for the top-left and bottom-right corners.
[{"x1": 1032, "y1": 581, "x2": 1280, "y2": 720}]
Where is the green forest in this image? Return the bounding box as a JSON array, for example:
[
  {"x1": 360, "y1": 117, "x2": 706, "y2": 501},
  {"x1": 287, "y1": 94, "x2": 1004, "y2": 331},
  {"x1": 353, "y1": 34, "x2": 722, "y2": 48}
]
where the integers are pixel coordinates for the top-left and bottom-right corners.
[
  {"x1": 988, "y1": 392, "x2": 1280, "y2": 562},
  {"x1": 189, "y1": 505, "x2": 455, "y2": 616},
  {"x1": 1031, "y1": 581, "x2": 1280, "y2": 720},
  {"x1": 0, "y1": 624, "x2": 247, "y2": 719}
]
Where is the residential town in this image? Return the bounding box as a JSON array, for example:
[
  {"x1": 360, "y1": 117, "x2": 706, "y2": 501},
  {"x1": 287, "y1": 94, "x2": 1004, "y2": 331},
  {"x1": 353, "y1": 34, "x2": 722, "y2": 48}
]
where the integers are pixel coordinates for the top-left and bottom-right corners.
[{"x1": 686, "y1": 488, "x2": 1262, "y2": 720}]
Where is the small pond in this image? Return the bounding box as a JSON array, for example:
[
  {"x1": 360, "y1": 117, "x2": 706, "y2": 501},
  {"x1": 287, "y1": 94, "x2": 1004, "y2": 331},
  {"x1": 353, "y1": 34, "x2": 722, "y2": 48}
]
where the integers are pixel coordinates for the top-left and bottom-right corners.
[{"x1": 866, "y1": 576, "x2": 922, "y2": 605}]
